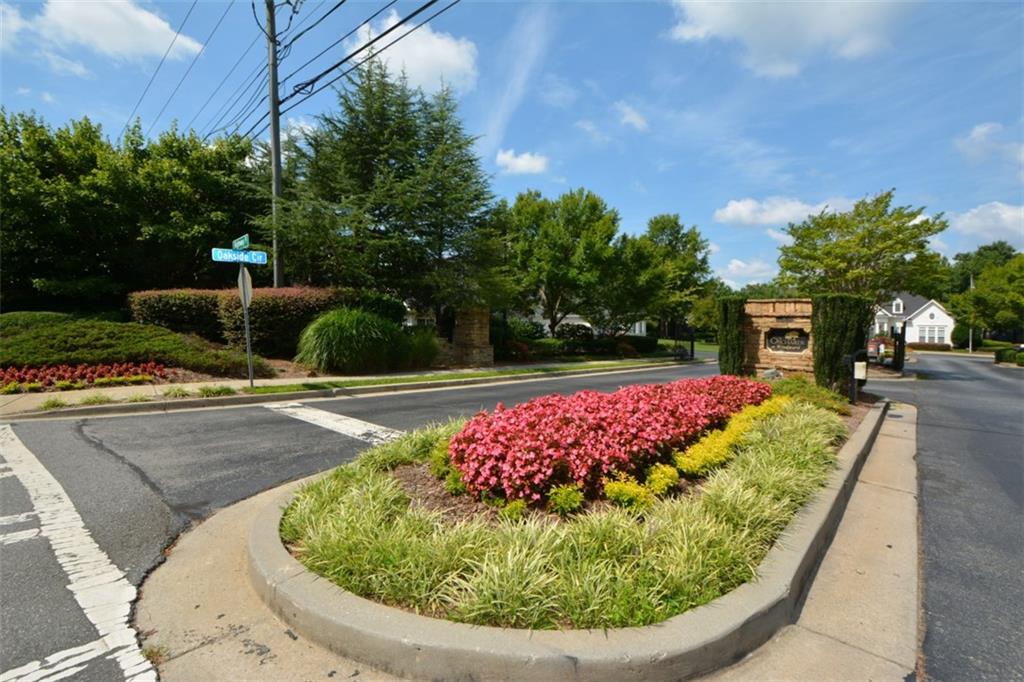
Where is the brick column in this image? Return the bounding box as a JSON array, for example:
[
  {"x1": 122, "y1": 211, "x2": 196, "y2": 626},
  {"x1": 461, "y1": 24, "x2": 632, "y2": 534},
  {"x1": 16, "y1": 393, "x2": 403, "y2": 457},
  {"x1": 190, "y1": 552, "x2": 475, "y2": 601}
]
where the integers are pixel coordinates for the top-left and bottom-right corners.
[{"x1": 453, "y1": 308, "x2": 493, "y2": 367}]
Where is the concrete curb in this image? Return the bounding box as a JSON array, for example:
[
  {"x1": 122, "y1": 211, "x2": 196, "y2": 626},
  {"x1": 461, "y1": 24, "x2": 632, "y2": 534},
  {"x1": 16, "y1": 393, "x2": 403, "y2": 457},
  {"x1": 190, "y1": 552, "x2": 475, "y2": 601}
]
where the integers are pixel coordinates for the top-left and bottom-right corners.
[
  {"x1": 247, "y1": 400, "x2": 890, "y2": 681},
  {"x1": 4, "y1": 360, "x2": 713, "y2": 421}
]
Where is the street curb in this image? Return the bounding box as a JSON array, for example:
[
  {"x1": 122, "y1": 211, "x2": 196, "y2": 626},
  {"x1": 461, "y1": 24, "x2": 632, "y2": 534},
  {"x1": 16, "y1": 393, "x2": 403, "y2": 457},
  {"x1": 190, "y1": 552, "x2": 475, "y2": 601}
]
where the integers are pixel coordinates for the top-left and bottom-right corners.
[
  {"x1": 247, "y1": 399, "x2": 890, "y2": 681},
  {"x1": 4, "y1": 360, "x2": 713, "y2": 421}
]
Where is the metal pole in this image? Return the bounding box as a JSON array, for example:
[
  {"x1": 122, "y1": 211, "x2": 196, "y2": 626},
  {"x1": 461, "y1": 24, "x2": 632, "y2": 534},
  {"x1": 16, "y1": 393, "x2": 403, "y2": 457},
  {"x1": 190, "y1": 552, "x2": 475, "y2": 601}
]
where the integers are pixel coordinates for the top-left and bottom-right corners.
[
  {"x1": 266, "y1": 0, "x2": 284, "y2": 287},
  {"x1": 241, "y1": 264, "x2": 255, "y2": 388},
  {"x1": 968, "y1": 273, "x2": 974, "y2": 353}
]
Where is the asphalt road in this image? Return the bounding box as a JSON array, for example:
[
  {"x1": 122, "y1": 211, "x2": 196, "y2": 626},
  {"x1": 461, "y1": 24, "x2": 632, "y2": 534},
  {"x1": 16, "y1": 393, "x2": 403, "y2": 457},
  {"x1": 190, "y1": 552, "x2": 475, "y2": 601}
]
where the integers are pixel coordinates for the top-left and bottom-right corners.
[
  {"x1": 0, "y1": 362, "x2": 716, "y2": 681},
  {"x1": 874, "y1": 353, "x2": 1023, "y2": 681},
  {"x1": 1, "y1": 355, "x2": 1020, "y2": 681}
]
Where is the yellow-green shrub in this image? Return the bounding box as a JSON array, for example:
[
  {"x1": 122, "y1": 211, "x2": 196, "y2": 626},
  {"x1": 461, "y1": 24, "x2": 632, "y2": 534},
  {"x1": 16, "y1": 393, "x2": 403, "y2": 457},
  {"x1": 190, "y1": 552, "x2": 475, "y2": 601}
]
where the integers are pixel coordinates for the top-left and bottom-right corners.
[
  {"x1": 645, "y1": 463, "x2": 680, "y2": 496},
  {"x1": 604, "y1": 474, "x2": 655, "y2": 510},
  {"x1": 674, "y1": 396, "x2": 791, "y2": 476}
]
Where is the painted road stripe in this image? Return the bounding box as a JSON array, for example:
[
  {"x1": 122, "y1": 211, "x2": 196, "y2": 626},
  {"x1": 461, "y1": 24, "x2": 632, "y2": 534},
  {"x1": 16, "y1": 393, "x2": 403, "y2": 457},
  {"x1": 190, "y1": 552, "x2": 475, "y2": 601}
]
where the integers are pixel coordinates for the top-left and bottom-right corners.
[
  {"x1": 0, "y1": 528, "x2": 40, "y2": 546},
  {"x1": 0, "y1": 511, "x2": 37, "y2": 527},
  {"x1": 264, "y1": 402, "x2": 403, "y2": 445},
  {"x1": 0, "y1": 425, "x2": 155, "y2": 682}
]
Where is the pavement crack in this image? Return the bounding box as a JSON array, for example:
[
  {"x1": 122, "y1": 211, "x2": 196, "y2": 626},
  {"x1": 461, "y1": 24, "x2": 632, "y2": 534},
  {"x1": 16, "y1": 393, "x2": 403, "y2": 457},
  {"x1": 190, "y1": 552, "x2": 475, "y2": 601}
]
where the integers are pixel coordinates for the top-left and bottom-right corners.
[
  {"x1": 795, "y1": 624, "x2": 915, "y2": 671},
  {"x1": 72, "y1": 420, "x2": 172, "y2": 506}
]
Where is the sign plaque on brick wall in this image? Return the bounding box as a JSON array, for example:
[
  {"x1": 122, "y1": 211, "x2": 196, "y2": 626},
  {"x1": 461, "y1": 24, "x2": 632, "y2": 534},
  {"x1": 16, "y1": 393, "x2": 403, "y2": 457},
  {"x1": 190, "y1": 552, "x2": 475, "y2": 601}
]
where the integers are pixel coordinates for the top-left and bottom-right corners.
[{"x1": 766, "y1": 328, "x2": 809, "y2": 353}]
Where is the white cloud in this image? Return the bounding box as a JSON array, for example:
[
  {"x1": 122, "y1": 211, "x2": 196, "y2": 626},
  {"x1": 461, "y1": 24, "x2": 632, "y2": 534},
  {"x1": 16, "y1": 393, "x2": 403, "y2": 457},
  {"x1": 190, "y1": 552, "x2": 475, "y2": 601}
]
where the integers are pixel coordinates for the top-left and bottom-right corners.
[
  {"x1": 575, "y1": 119, "x2": 611, "y2": 144},
  {"x1": 713, "y1": 196, "x2": 854, "y2": 225},
  {"x1": 40, "y1": 49, "x2": 90, "y2": 77},
  {"x1": 721, "y1": 258, "x2": 776, "y2": 283},
  {"x1": 496, "y1": 148, "x2": 549, "y2": 175},
  {"x1": 615, "y1": 101, "x2": 648, "y2": 131},
  {"x1": 15, "y1": 86, "x2": 30, "y2": 96},
  {"x1": 539, "y1": 73, "x2": 577, "y2": 108},
  {"x1": 40, "y1": 91, "x2": 54, "y2": 103},
  {"x1": 708, "y1": 242, "x2": 720, "y2": 254},
  {"x1": 347, "y1": 9, "x2": 477, "y2": 94},
  {"x1": 670, "y1": 1, "x2": 903, "y2": 77},
  {"x1": 480, "y1": 5, "x2": 551, "y2": 156},
  {"x1": 1, "y1": 1, "x2": 202, "y2": 61},
  {"x1": 951, "y1": 202, "x2": 1024, "y2": 248},
  {"x1": 765, "y1": 228, "x2": 792, "y2": 244},
  {"x1": 954, "y1": 122, "x2": 1023, "y2": 180}
]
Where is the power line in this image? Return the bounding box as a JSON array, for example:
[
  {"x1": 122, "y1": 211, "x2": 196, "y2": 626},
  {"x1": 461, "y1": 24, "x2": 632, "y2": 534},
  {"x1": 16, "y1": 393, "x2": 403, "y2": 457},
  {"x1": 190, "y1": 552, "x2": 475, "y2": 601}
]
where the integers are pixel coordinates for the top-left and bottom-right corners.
[
  {"x1": 146, "y1": 0, "x2": 236, "y2": 138},
  {"x1": 280, "y1": 0, "x2": 346, "y2": 53},
  {"x1": 285, "y1": 0, "x2": 439, "y2": 103},
  {"x1": 245, "y1": 0, "x2": 461, "y2": 140},
  {"x1": 279, "y1": 0, "x2": 398, "y2": 86},
  {"x1": 185, "y1": 34, "x2": 261, "y2": 132},
  {"x1": 200, "y1": 62, "x2": 267, "y2": 138},
  {"x1": 120, "y1": 0, "x2": 198, "y2": 140}
]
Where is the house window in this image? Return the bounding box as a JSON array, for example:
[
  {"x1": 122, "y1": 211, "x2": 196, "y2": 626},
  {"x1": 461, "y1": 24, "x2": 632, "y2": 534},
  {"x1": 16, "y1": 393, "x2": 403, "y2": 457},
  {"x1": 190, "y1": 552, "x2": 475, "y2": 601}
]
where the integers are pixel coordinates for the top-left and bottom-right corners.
[
  {"x1": 893, "y1": 299, "x2": 903, "y2": 314},
  {"x1": 936, "y1": 326, "x2": 945, "y2": 344}
]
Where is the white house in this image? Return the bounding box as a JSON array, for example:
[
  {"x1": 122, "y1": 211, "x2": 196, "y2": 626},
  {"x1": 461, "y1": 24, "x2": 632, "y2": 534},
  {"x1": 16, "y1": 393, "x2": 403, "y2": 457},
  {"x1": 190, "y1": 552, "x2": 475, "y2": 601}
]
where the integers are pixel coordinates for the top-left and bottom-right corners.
[{"x1": 873, "y1": 293, "x2": 956, "y2": 346}]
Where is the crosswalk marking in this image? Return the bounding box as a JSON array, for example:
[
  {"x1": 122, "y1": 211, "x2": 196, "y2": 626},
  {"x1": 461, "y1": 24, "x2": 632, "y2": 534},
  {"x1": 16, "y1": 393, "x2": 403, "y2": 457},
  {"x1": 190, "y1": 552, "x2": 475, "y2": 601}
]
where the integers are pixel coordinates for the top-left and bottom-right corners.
[
  {"x1": 0, "y1": 528, "x2": 40, "y2": 546},
  {"x1": 0, "y1": 425, "x2": 156, "y2": 682},
  {"x1": 264, "y1": 402, "x2": 403, "y2": 445}
]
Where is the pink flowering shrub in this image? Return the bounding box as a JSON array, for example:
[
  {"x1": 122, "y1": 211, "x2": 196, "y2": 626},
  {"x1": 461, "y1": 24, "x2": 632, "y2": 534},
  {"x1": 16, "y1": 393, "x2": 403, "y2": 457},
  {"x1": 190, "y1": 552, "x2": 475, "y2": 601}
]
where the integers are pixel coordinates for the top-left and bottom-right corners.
[{"x1": 448, "y1": 375, "x2": 771, "y2": 502}]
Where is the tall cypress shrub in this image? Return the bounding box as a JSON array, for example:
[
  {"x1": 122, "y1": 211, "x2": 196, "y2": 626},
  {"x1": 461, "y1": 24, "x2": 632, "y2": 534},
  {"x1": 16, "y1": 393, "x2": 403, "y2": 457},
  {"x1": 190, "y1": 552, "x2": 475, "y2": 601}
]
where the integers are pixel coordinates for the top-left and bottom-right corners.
[
  {"x1": 717, "y1": 296, "x2": 747, "y2": 375},
  {"x1": 811, "y1": 294, "x2": 874, "y2": 390}
]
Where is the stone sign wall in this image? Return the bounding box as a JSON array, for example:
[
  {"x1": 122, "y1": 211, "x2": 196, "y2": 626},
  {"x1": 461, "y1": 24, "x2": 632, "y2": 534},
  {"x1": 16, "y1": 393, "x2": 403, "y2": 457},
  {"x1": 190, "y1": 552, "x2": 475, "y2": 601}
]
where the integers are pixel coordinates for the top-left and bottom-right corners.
[
  {"x1": 452, "y1": 308, "x2": 494, "y2": 367},
  {"x1": 742, "y1": 299, "x2": 813, "y2": 374}
]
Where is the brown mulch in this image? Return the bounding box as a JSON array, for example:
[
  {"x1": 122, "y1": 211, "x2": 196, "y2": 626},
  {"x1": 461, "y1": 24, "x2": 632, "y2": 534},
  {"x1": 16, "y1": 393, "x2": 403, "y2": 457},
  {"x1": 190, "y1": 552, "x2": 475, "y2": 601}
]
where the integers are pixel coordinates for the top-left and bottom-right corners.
[{"x1": 842, "y1": 391, "x2": 880, "y2": 433}]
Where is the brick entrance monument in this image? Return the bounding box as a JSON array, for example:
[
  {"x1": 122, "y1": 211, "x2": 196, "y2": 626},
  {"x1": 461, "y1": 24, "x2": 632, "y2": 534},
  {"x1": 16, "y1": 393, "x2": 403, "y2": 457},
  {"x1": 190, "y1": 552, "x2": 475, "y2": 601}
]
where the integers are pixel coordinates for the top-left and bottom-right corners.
[
  {"x1": 742, "y1": 299, "x2": 813, "y2": 375},
  {"x1": 453, "y1": 308, "x2": 494, "y2": 367}
]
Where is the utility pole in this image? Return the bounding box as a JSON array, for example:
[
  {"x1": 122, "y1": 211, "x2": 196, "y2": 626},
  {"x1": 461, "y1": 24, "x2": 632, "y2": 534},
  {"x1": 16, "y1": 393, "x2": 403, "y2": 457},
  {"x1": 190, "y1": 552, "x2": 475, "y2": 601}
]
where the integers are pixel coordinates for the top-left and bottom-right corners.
[
  {"x1": 968, "y1": 272, "x2": 974, "y2": 353},
  {"x1": 266, "y1": 0, "x2": 284, "y2": 287}
]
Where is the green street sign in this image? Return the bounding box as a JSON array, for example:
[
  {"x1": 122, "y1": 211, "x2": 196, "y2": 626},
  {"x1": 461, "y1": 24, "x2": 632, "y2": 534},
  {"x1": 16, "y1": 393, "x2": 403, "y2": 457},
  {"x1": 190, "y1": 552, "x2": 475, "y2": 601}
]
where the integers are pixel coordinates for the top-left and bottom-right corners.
[{"x1": 232, "y1": 234, "x2": 250, "y2": 250}]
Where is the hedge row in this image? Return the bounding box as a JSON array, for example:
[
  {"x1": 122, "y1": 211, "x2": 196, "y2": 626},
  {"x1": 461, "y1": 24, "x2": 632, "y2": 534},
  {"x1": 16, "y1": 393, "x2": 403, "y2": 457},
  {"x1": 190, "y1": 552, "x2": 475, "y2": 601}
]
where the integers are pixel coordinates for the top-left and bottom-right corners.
[
  {"x1": 129, "y1": 287, "x2": 405, "y2": 358},
  {"x1": 993, "y1": 348, "x2": 1022, "y2": 364},
  {"x1": 907, "y1": 342, "x2": 952, "y2": 351},
  {"x1": 717, "y1": 297, "x2": 747, "y2": 376},
  {"x1": 526, "y1": 335, "x2": 658, "y2": 358}
]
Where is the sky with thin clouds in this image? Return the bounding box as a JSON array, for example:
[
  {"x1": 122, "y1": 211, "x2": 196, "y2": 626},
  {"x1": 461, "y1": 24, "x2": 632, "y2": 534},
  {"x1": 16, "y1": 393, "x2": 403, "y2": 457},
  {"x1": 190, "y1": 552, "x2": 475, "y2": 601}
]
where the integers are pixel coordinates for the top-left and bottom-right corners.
[{"x1": 1, "y1": 0, "x2": 1021, "y2": 286}]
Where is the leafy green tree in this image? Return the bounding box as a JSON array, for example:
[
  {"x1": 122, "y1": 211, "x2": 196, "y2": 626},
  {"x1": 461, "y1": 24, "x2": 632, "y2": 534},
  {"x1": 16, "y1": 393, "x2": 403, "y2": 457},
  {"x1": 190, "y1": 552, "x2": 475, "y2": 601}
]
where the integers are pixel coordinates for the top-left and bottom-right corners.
[
  {"x1": 644, "y1": 214, "x2": 710, "y2": 336},
  {"x1": 581, "y1": 234, "x2": 665, "y2": 336},
  {"x1": 949, "y1": 255, "x2": 1024, "y2": 337},
  {"x1": 777, "y1": 190, "x2": 947, "y2": 303},
  {"x1": 738, "y1": 279, "x2": 805, "y2": 299},
  {"x1": 687, "y1": 278, "x2": 731, "y2": 338},
  {"x1": 510, "y1": 188, "x2": 618, "y2": 335},
  {"x1": 949, "y1": 241, "x2": 1019, "y2": 294}
]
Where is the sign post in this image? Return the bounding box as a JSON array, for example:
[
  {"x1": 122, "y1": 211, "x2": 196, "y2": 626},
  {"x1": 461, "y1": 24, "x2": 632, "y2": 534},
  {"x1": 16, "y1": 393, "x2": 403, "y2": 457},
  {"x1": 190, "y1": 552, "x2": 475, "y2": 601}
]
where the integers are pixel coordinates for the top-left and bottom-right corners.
[
  {"x1": 238, "y1": 264, "x2": 255, "y2": 387},
  {"x1": 213, "y1": 237, "x2": 265, "y2": 388}
]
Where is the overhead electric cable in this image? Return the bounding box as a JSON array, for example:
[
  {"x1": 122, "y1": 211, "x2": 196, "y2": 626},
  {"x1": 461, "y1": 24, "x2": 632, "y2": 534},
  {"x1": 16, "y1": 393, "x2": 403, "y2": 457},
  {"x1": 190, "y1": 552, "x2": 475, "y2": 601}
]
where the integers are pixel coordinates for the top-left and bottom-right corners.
[
  {"x1": 185, "y1": 34, "x2": 261, "y2": 132},
  {"x1": 120, "y1": 0, "x2": 198, "y2": 140},
  {"x1": 244, "y1": 0, "x2": 460, "y2": 140},
  {"x1": 200, "y1": 62, "x2": 268, "y2": 138},
  {"x1": 146, "y1": 0, "x2": 236, "y2": 138},
  {"x1": 280, "y1": 0, "x2": 346, "y2": 52}
]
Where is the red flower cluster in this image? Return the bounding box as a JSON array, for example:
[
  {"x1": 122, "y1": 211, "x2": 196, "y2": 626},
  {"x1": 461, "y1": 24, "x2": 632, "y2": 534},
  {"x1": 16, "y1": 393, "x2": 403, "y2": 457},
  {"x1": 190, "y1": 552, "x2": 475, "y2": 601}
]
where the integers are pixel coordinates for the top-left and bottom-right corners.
[
  {"x1": 1, "y1": 362, "x2": 169, "y2": 387},
  {"x1": 449, "y1": 376, "x2": 771, "y2": 502}
]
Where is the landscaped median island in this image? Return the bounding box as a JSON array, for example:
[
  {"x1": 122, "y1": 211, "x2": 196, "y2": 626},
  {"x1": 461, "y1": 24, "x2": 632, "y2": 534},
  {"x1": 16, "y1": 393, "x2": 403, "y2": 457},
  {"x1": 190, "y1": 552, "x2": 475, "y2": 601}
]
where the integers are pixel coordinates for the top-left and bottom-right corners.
[{"x1": 280, "y1": 375, "x2": 850, "y2": 630}]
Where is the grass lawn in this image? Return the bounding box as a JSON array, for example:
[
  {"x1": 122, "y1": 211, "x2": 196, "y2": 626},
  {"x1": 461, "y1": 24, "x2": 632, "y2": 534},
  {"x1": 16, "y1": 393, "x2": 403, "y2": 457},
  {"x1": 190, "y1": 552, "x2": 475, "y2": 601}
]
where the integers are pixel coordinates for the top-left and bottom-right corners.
[
  {"x1": 281, "y1": 397, "x2": 845, "y2": 630},
  {"x1": 0, "y1": 311, "x2": 271, "y2": 378},
  {"x1": 241, "y1": 358, "x2": 683, "y2": 395}
]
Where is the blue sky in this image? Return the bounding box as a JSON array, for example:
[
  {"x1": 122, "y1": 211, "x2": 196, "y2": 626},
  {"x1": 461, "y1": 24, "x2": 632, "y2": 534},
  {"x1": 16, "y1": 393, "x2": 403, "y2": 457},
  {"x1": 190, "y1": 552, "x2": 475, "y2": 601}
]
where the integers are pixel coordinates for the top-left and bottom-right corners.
[{"x1": 2, "y1": 0, "x2": 1022, "y2": 286}]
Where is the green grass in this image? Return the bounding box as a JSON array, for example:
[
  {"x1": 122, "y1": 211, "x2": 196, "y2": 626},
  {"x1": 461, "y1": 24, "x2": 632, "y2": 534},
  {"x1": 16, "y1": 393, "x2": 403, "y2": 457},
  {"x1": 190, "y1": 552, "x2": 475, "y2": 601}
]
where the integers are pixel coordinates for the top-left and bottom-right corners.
[
  {"x1": 0, "y1": 311, "x2": 272, "y2": 379},
  {"x1": 656, "y1": 339, "x2": 719, "y2": 353},
  {"x1": 767, "y1": 376, "x2": 850, "y2": 415},
  {"x1": 40, "y1": 397, "x2": 68, "y2": 410},
  {"x1": 197, "y1": 385, "x2": 237, "y2": 397},
  {"x1": 126, "y1": 393, "x2": 151, "y2": 403},
  {"x1": 78, "y1": 394, "x2": 115, "y2": 406},
  {"x1": 281, "y1": 400, "x2": 844, "y2": 630},
  {"x1": 240, "y1": 359, "x2": 682, "y2": 395},
  {"x1": 162, "y1": 386, "x2": 190, "y2": 398}
]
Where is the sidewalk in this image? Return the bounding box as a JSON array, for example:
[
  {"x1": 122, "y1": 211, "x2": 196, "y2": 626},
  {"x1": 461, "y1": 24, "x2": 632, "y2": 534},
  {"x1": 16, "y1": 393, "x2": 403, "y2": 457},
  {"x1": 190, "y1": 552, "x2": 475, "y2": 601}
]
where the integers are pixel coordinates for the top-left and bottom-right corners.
[
  {"x1": 704, "y1": 403, "x2": 919, "y2": 680},
  {"x1": 135, "y1": 404, "x2": 919, "y2": 681},
  {"x1": 0, "y1": 357, "x2": 700, "y2": 417}
]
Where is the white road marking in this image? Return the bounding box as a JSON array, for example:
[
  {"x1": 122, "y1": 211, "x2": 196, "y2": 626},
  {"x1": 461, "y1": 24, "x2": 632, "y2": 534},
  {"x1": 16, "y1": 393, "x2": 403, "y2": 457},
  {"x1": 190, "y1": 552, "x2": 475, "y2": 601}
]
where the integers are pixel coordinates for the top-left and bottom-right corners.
[
  {"x1": 0, "y1": 425, "x2": 156, "y2": 682},
  {"x1": 0, "y1": 528, "x2": 40, "y2": 546},
  {"x1": 264, "y1": 402, "x2": 403, "y2": 445},
  {"x1": 0, "y1": 511, "x2": 37, "y2": 527}
]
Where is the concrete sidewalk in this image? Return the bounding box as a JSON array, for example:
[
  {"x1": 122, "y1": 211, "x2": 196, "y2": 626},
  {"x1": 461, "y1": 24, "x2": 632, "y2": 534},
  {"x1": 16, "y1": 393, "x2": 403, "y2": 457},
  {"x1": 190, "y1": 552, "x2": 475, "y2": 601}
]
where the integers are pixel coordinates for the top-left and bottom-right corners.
[
  {"x1": 135, "y1": 404, "x2": 919, "y2": 682},
  {"x1": 705, "y1": 404, "x2": 919, "y2": 680}
]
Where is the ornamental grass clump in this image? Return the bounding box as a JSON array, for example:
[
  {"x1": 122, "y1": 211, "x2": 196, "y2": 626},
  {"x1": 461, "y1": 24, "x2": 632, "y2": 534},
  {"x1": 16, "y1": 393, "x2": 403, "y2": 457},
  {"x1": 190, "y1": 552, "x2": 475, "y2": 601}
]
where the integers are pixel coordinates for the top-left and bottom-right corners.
[
  {"x1": 448, "y1": 375, "x2": 770, "y2": 503},
  {"x1": 282, "y1": 399, "x2": 846, "y2": 629}
]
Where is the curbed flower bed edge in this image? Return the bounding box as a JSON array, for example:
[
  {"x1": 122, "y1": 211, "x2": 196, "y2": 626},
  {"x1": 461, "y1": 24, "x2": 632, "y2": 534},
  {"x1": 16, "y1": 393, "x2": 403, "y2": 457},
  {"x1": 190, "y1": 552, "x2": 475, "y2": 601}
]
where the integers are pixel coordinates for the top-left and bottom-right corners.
[{"x1": 248, "y1": 399, "x2": 890, "y2": 682}]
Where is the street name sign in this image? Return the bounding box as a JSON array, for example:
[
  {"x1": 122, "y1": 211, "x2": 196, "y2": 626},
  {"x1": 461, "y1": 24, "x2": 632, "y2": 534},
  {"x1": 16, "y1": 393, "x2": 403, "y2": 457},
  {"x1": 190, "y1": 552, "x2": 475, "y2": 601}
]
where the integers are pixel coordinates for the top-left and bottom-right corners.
[
  {"x1": 232, "y1": 234, "x2": 250, "y2": 250},
  {"x1": 212, "y1": 248, "x2": 267, "y2": 264}
]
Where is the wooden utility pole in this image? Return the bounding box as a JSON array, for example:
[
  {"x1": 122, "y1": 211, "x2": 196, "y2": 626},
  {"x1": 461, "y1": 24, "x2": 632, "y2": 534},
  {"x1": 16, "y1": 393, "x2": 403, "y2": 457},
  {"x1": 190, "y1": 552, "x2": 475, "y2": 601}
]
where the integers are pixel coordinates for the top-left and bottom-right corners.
[{"x1": 266, "y1": 0, "x2": 284, "y2": 287}]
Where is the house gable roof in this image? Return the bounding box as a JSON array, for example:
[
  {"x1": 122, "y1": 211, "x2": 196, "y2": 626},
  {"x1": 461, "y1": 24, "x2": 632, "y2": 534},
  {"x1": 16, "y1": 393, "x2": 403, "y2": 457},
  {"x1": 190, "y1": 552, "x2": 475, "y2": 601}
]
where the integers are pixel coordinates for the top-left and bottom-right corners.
[
  {"x1": 877, "y1": 292, "x2": 929, "y2": 316},
  {"x1": 905, "y1": 298, "x2": 952, "y2": 323}
]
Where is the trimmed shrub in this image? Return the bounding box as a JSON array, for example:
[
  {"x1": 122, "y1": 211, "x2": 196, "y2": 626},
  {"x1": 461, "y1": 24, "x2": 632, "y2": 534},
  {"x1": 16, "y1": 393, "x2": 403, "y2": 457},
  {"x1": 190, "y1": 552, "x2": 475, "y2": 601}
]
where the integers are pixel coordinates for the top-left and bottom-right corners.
[
  {"x1": 128, "y1": 290, "x2": 224, "y2": 340},
  {"x1": 295, "y1": 307, "x2": 406, "y2": 374},
  {"x1": 403, "y1": 326, "x2": 441, "y2": 369},
  {"x1": 554, "y1": 323, "x2": 594, "y2": 341},
  {"x1": 811, "y1": 294, "x2": 873, "y2": 390},
  {"x1": 623, "y1": 334, "x2": 658, "y2": 353},
  {"x1": 644, "y1": 464, "x2": 680, "y2": 496},
  {"x1": 499, "y1": 499, "x2": 528, "y2": 521},
  {"x1": 717, "y1": 297, "x2": 747, "y2": 376},
  {"x1": 507, "y1": 317, "x2": 546, "y2": 341},
  {"x1": 219, "y1": 287, "x2": 349, "y2": 358},
  {"x1": 604, "y1": 474, "x2": 654, "y2": 510},
  {"x1": 674, "y1": 396, "x2": 791, "y2": 476},
  {"x1": 768, "y1": 375, "x2": 850, "y2": 415},
  {"x1": 994, "y1": 348, "x2": 1019, "y2": 363},
  {"x1": 353, "y1": 290, "x2": 407, "y2": 324},
  {"x1": 951, "y1": 324, "x2": 982, "y2": 350},
  {"x1": 526, "y1": 338, "x2": 566, "y2": 358},
  {"x1": 1016, "y1": 352, "x2": 1024, "y2": 367},
  {"x1": 907, "y1": 342, "x2": 951, "y2": 351},
  {"x1": 547, "y1": 485, "x2": 585, "y2": 516}
]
